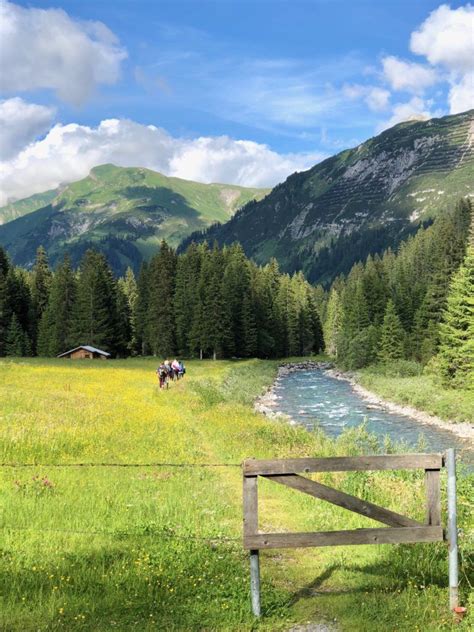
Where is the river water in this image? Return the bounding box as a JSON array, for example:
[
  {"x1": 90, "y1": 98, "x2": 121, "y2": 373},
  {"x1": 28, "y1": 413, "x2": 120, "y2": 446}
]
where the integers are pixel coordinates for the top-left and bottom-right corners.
[{"x1": 272, "y1": 369, "x2": 473, "y2": 465}]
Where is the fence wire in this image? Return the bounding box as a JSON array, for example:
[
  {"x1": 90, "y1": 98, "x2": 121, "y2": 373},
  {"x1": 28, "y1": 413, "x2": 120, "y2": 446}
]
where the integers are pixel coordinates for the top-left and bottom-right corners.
[{"x1": 0, "y1": 462, "x2": 241, "y2": 468}]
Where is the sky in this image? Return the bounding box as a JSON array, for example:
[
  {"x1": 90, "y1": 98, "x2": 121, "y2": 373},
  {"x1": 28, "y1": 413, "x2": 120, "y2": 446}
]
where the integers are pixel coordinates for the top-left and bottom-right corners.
[{"x1": 0, "y1": 0, "x2": 473, "y2": 204}]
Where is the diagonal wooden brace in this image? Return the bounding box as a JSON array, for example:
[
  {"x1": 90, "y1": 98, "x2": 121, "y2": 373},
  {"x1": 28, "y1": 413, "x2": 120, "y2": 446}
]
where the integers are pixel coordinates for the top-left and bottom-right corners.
[{"x1": 264, "y1": 474, "x2": 422, "y2": 528}]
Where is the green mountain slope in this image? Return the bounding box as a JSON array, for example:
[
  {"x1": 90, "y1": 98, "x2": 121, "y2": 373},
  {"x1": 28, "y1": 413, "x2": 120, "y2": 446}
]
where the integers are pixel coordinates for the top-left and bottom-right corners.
[
  {"x1": 182, "y1": 110, "x2": 474, "y2": 285},
  {"x1": 0, "y1": 189, "x2": 60, "y2": 225},
  {"x1": 0, "y1": 164, "x2": 269, "y2": 273}
]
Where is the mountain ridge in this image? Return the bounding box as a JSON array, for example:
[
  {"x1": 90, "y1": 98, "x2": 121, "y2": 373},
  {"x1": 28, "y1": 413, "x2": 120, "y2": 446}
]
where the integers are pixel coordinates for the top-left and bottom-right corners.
[
  {"x1": 0, "y1": 164, "x2": 269, "y2": 273},
  {"x1": 181, "y1": 110, "x2": 474, "y2": 285}
]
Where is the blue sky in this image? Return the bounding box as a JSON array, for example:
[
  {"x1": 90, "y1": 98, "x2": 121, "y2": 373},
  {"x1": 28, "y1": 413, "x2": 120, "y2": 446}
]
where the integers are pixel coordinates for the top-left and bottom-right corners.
[{"x1": 0, "y1": 1, "x2": 473, "y2": 202}]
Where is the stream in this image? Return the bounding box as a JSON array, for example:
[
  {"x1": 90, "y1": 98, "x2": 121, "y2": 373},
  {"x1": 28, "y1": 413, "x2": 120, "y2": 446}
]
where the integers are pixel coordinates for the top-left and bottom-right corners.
[{"x1": 272, "y1": 369, "x2": 473, "y2": 466}]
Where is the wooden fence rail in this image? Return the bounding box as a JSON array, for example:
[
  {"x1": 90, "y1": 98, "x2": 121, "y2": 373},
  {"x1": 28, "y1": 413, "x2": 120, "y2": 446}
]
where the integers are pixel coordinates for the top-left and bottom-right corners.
[{"x1": 242, "y1": 449, "x2": 459, "y2": 618}]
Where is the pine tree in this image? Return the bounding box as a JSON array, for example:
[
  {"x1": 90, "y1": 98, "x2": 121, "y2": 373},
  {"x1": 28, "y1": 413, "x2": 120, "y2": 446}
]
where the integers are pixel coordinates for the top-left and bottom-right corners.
[
  {"x1": 0, "y1": 246, "x2": 10, "y2": 356},
  {"x1": 147, "y1": 241, "x2": 177, "y2": 357},
  {"x1": 324, "y1": 287, "x2": 342, "y2": 357},
  {"x1": 437, "y1": 240, "x2": 474, "y2": 388},
  {"x1": 70, "y1": 250, "x2": 120, "y2": 354},
  {"x1": 174, "y1": 243, "x2": 202, "y2": 356},
  {"x1": 37, "y1": 256, "x2": 77, "y2": 356},
  {"x1": 5, "y1": 313, "x2": 31, "y2": 356},
  {"x1": 30, "y1": 246, "x2": 52, "y2": 353},
  {"x1": 241, "y1": 290, "x2": 258, "y2": 357},
  {"x1": 134, "y1": 262, "x2": 150, "y2": 355},
  {"x1": 118, "y1": 268, "x2": 138, "y2": 353},
  {"x1": 378, "y1": 300, "x2": 405, "y2": 362}
]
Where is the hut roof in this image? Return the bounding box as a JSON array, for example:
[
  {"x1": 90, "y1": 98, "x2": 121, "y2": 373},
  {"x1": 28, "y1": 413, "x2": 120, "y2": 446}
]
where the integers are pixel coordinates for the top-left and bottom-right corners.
[{"x1": 57, "y1": 345, "x2": 111, "y2": 358}]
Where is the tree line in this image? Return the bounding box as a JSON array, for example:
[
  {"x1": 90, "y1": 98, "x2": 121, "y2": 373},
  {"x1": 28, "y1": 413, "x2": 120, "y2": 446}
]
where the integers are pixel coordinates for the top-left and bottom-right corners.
[
  {"x1": 320, "y1": 198, "x2": 473, "y2": 388},
  {"x1": 0, "y1": 242, "x2": 324, "y2": 361}
]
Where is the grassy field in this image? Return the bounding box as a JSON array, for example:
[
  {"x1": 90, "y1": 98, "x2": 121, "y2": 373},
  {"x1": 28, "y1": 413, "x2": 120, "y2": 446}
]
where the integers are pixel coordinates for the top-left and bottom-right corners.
[
  {"x1": 0, "y1": 358, "x2": 472, "y2": 631},
  {"x1": 357, "y1": 365, "x2": 474, "y2": 424}
]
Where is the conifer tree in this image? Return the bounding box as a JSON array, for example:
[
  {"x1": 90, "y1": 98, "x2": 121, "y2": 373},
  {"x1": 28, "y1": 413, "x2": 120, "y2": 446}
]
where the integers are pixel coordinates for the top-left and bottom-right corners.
[
  {"x1": 147, "y1": 241, "x2": 177, "y2": 357},
  {"x1": 0, "y1": 246, "x2": 10, "y2": 356},
  {"x1": 70, "y1": 250, "x2": 120, "y2": 354},
  {"x1": 174, "y1": 243, "x2": 202, "y2": 356},
  {"x1": 37, "y1": 256, "x2": 77, "y2": 356},
  {"x1": 378, "y1": 300, "x2": 405, "y2": 362},
  {"x1": 437, "y1": 238, "x2": 474, "y2": 388},
  {"x1": 118, "y1": 268, "x2": 138, "y2": 353},
  {"x1": 324, "y1": 287, "x2": 342, "y2": 357},
  {"x1": 5, "y1": 313, "x2": 31, "y2": 356},
  {"x1": 134, "y1": 262, "x2": 150, "y2": 355}
]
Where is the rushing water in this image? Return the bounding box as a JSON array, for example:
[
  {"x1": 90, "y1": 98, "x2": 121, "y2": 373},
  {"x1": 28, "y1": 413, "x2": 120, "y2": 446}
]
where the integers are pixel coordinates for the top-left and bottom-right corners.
[{"x1": 272, "y1": 369, "x2": 473, "y2": 465}]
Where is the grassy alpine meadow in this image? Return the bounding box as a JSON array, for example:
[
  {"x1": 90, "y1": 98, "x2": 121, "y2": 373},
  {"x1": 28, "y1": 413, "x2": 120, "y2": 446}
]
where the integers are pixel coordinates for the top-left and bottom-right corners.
[{"x1": 0, "y1": 358, "x2": 473, "y2": 632}]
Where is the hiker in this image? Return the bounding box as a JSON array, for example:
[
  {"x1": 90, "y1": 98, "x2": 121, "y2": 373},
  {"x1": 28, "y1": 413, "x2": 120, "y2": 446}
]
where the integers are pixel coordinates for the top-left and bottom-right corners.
[
  {"x1": 157, "y1": 362, "x2": 169, "y2": 389},
  {"x1": 178, "y1": 361, "x2": 185, "y2": 378},
  {"x1": 171, "y1": 358, "x2": 180, "y2": 379}
]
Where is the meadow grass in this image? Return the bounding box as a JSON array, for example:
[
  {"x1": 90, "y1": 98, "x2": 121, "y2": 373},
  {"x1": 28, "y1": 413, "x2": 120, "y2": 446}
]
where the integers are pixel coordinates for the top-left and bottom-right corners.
[
  {"x1": 357, "y1": 366, "x2": 474, "y2": 424},
  {"x1": 0, "y1": 358, "x2": 472, "y2": 631}
]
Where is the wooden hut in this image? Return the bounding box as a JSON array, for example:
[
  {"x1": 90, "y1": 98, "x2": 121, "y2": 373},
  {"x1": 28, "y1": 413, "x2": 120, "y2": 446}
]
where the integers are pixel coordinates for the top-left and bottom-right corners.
[{"x1": 57, "y1": 345, "x2": 111, "y2": 360}]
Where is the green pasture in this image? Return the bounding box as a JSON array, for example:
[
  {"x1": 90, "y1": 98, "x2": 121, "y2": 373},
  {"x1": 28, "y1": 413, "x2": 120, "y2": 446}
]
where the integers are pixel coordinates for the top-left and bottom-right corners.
[{"x1": 0, "y1": 358, "x2": 472, "y2": 631}]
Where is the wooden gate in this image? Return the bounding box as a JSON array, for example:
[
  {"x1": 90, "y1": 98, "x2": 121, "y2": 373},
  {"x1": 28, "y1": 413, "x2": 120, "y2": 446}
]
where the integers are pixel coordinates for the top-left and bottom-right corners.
[{"x1": 242, "y1": 450, "x2": 459, "y2": 617}]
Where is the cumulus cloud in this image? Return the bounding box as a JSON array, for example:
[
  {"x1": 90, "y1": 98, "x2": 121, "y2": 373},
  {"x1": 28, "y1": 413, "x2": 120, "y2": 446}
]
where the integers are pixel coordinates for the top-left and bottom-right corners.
[
  {"x1": 448, "y1": 72, "x2": 474, "y2": 114},
  {"x1": 0, "y1": 0, "x2": 126, "y2": 104},
  {"x1": 377, "y1": 97, "x2": 433, "y2": 131},
  {"x1": 0, "y1": 118, "x2": 323, "y2": 205},
  {"x1": 0, "y1": 98, "x2": 56, "y2": 160},
  {"x1": 410, "y1": 4, "x2": 474, "y2": 73},
  {"x1": 382, "y1": 56, "x2": 438, "y2": 93},
  {"x1": 410, "y1": 4, "x2": 474, "y2": 113}
]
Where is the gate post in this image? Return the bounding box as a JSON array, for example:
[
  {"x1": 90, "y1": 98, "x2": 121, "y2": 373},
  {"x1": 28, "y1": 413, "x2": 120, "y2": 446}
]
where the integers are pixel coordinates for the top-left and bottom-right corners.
[
  {"x1": 249, "y1": 549, "x2": 261, "y2": 617},
  {"x1": 446, "y1": 448, "x2": 459, "y2": 611}
]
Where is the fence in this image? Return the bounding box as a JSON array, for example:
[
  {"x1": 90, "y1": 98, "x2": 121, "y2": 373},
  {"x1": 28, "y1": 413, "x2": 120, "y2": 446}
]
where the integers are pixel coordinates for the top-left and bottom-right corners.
[
  {"x1": 243, "y1": 449, "x2": 459, "y2": 617},
  {"x1": 1, "y1": 450, "x2": 461, "y2": 618}
]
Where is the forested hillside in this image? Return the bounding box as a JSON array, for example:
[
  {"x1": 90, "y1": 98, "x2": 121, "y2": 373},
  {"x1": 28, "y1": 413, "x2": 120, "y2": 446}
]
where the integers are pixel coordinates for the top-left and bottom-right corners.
[
  {"x1": 321, "y1": 198, "x2": 473, "y2": 388},
  {"x1": 182, "y1": 110, "x2": 474, "y2": 285},
  {"x1": 0, "y1": 242, "x2": 323, "y2": 361}
]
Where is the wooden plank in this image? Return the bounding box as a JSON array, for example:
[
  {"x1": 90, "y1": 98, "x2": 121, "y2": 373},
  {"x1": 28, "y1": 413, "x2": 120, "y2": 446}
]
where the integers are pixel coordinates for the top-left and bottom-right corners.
[
  {"x1": 244, "y1": 454, "x2": 443, "y2": 475},
  {"x1": 425, "y1": 469, "x2": 441, "y2": 526},
  {"x1": 265, "y1": 474, "x2": 422, "y2": 528},
  {"x1": 243, "y1": 475, "x2": 258, "y2": 537},
  {"x1": 244, "y1": 526, "x2": 444, "y2": 549}
]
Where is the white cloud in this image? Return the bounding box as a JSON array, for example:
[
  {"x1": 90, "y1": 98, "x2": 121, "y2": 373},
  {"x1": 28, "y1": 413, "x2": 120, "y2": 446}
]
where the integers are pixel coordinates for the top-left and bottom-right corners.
[
  {"x1": 0, "y1": 118, "x2": 323, "y2": 204},
  {"x1": 377, "y1": 96, "x2": 433, "y2": 131},
  {"x1": 448, "y1": 72, "x2": 474, "y2": 114},
  {"x1": 410, "y1": 4, "x2": 474, "y2": 113},
  {"x1": 0, "y1": 0, "x2": 127, "y2": 105},
  {"x1": 410, "y1": 4, "x2": 474, "y2": 74},
  {"x1": 0, "y1": 98, "x2": 55, "y2": 160},
  {"x1": 382, "y1": 56, "x2": 438, "y2": 93}
]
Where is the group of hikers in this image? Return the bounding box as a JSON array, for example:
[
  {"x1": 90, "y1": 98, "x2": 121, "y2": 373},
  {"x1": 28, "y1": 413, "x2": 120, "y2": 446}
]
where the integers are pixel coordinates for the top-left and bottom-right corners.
[{"x1": 156, "y1": 359, "x2": 186, "y2": 389}]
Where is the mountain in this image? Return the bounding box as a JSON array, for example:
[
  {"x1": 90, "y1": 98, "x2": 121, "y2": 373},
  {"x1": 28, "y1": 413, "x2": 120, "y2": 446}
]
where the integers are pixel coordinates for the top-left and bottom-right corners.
[
  {"x1": 181, "y1": 110, "x2": 474, "y2": 285},
  {"x1": 0, "y1": 164, "x2": 269, "y2": 273}
]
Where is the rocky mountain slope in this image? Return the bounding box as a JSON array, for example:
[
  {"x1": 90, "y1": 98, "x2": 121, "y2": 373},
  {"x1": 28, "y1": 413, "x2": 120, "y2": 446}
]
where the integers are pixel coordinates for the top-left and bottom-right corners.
[
  {"x1": 182, "y1": 110, "x2": 474, "y2": 285},
  {"x1": 0, "y1": 164, "x2": 268, "y2": 273}
]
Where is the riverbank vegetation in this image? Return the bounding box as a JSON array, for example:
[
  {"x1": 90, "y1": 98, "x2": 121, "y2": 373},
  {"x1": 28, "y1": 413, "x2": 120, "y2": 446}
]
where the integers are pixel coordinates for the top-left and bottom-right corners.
[
  {"x1": 321, "y1": 199, "x2": 473, "y2": 397},
  {"x1": 1, "y1": 358, "x2": 473, "y2": 631}
]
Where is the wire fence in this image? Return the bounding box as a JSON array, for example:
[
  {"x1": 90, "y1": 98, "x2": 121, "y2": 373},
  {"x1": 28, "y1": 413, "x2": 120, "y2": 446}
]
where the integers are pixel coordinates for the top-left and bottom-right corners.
[
  {"x1": 0, "y1": 524, "x2": 241, "y2": 543},
  {"x1": 0, "y1": 461, "x2": 242, "y2": 468}
]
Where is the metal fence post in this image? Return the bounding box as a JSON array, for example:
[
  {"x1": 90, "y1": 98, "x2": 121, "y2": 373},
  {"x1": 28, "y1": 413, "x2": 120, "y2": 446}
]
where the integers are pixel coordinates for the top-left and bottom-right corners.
[
  {"x1": 250, "y1": 549, "x2": 261, "y2": 617},
  {"x1": 446, "y1": 448, "x2": 459, "y2": 611}
]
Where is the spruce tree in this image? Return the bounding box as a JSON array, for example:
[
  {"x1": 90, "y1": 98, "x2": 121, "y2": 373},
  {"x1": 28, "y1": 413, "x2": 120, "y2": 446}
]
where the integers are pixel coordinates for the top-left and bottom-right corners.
[
  {"x1": 134, "y1": 262, "x2": 150, "y2": 355},
  {"x1": 5, "y1": 313, "x2": 31, "y2": 356},
  {"x1": 437, "y1": 241, "x2": 474, "y2": 388},
  {"x1": 147, "y1": 241, "x2": 177, "y2": 357},
  {"x1": 37, "y1": 256, "x2": 77, "y2": 356},
  {"x1": 70, "y1": 250, "x2": 120, "y2": 354},
  {"x1": 0, "y1": 246, "x2": 10, "y2": 356},
  {"x1": 324, "y1": 287, "x2": 342, "y2": 357},
  {"x1": 118, "y1": 268, "x2": 138, "y2": 353},
  {"x1": 378, "y1": 300, "x2": 405, "y2": 362}
]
